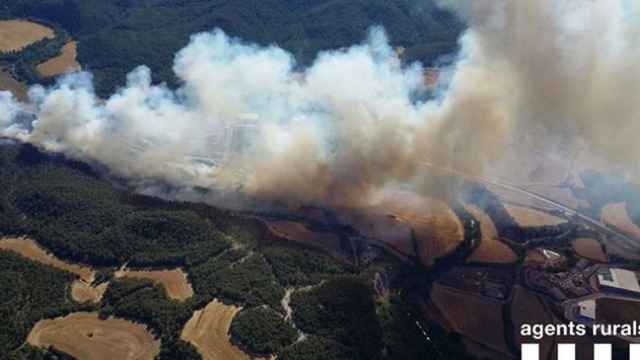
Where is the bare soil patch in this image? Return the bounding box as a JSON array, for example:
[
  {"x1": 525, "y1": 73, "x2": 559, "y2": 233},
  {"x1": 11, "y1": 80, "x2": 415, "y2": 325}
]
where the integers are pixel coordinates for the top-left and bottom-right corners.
[
  {"x1": 0, "y1": 20, "x2": 54, "y2": 52},
  {"x1": 181, "y1": 299, "x2": 253, "y2": 360},
  {"x1": 71, "y1": 280, "x2": 109, "y2": 304},
  {"x1": 115, "y1": 268, "x2": 194, "y2": 301},
  {"x1": 0, "y1": 237, "x2": 95, "y2": 283},
  {"x1": 37, "y1": 41, "x2": 81, "y2": 77},
  {"x1": 27, "y1": 312, "x2": 160, "y2": 360},
  {"x1": 464, "y1": 204, "x2": 517, "y2": 264},
  {"x1": 572, "y1": 238, "x2": 608, "y2": 263},
  {"x1": 504, "y1": 205, "x2": 566, "y2": 227},
  {"x1": 602, "y1": 202, "x2": 640, "y2": 239}
]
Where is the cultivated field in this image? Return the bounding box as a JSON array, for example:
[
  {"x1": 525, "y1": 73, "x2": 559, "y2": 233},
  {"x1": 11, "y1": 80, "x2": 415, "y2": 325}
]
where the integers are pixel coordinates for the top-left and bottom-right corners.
[
  {"x1": 601, "y1": 202, "x2": 640, "y2": 239},
  {"x1": 71, "y1": 280, "x2": 109, "y2": 303},
  {"x1": 0, "y1": 237, "x2": 95, "y2": 283},
  {"x1": 504, "y1": 205, "x2": 566, "y2": 227},
  {"x1": 0, "y1": 69, "x2": 28, "y2": 99},
  {"x1": 572, "y1": 238, "x2": 608, "y2": 263},
  {"x1": 27, "y1": 312, "x2": 160, "y2": 360},
  {"x1": 463, "y1": 205, "x2": 517, "y2": 264},
  {"x1": 115, "y1": 268, "x2": 194, "y2": 301},
  {"x1": 181, "y1": 299, "x2": 252, "y2": 360},
  {"x1": 430, "y1": 283, "x2": 509, "y2": 354},
  {"x1": 371, "y1": 191, "x2": 463, "y2": 266},
  {"x1": 510, "y1": 286, "x2": 555, "y2": 360},
  {"x1": 0, "y1": 20, "x2": 54, "y2": 52},
  {"x1": 37, "y1": 41, "x2": 81, "y2": 77},
  {"x1": 597, "y1": 298, "x2": 640, "y2": 326}
]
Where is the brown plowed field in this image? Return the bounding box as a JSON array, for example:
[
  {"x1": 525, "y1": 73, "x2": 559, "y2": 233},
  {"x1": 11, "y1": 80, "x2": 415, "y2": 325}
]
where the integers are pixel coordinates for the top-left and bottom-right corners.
[
  {"x1": 510, "y1": 286, "x2": 555, "y2": 360},
  {"x1": 27, "y1": 312, "x2": 160, "y2": 360},
  {"x1": 115, "y1": 268, "x2": 194, "y2": 301},
  {"x1": 0, "y1": 237, "x2": 95, "y2": 283},
  {"x1": 181, "y1": 300, "x2": 254, "y2": 360},
  {"x1": 430, "y1": 283, "x2": 509, "y2": 354},
  {"x1": 464, "y1": 205, "x2": 517, "y2": 264}
]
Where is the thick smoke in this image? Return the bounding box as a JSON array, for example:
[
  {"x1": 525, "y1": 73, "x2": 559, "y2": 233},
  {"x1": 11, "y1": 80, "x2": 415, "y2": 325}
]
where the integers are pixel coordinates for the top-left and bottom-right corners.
[{"x1": 0, "y1": 0, "x2": 639, "y2": 207}]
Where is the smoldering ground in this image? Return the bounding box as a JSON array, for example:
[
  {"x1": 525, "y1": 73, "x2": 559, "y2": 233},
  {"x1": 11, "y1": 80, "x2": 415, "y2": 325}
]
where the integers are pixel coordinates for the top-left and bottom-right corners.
[{"x1": 0, "y1": 0, "x2": 639, "y2": 208}]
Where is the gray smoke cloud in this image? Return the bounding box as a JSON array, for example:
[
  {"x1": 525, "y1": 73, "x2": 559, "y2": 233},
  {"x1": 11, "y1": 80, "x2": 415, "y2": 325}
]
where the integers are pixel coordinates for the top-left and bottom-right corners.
[{"x1": 0, "y1": 0, "x2": 639, "y2": 207}]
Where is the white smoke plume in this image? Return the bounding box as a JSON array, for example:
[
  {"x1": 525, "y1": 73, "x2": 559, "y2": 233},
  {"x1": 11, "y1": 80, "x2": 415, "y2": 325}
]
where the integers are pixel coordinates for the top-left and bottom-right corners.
[{"x1": 0, "y1": 0, "x2": 639, "y2": 207}]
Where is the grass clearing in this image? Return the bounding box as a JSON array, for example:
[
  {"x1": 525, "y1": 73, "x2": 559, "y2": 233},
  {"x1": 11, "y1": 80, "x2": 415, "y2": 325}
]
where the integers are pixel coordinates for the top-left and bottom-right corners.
[
  {"x1": 37, "y1": 41, "x2": 81, "y2": 77},
  {"x1": 115, "y1": 268, "x2": 194, "y2": 301},
  {"x1": 27, "y1": 312, "x2": 160, "y2": 360},
  {"x1": 71, "y1": 280, "x2": 109, "y2": 304},
  {"x1": 181, "y1": 299, "x2": 253, "y2": 360},
  {"x1": 0, "y1": 20, "x2": 54, "y2": 52},
  {"x1": 0, "y1": 237, "x2": 95, "y2": 283}
]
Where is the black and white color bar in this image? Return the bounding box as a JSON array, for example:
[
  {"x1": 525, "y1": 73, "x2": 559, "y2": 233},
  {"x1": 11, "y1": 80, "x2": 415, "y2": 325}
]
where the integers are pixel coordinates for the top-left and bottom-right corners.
[{"x1": 522, "y1": 343, "x2": 640, "y2": 359}]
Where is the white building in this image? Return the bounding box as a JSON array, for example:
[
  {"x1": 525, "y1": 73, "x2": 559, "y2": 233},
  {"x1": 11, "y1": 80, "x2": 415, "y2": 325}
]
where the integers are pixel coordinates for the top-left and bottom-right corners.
[
  {"x1": 597, "y1": 268, "x2": 640, "y2": 295},
  {"x1": 577, "y1": 299, "x2": 596, "y2": 322}
]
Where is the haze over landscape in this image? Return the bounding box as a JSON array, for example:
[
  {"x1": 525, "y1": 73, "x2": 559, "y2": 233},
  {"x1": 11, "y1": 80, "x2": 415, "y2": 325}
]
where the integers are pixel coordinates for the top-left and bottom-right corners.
[
  {"x1": 0, "y1": 0, "x2": 637, "y2": 207},
  {"x1": 1, "y1": 1, "x2": 640, "y2": 360}
]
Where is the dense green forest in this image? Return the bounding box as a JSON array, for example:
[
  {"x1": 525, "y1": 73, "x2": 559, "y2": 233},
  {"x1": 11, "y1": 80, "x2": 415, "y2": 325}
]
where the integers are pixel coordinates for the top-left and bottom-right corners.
[
  {"x1": 0, "y1": 0, "x2": 462, "y2": 96},
  {"x1": 0, "y1": 251, "x2": 80, "y2": 358},
  {"x1": 0, "y1": 142, "x2": 474, "y2": 359},
  {"x1": 230, "y1": 306, "x2": 297, "y2": 355},
  {"x1": 289, "y1": 277, "x2": 383, "y2": 360}
]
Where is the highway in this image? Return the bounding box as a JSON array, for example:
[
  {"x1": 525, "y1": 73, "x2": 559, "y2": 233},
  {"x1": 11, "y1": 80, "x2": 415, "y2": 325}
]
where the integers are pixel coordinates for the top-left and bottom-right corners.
[{"x1": 421, "y1": 162, "x2": 640, "y2": 256}]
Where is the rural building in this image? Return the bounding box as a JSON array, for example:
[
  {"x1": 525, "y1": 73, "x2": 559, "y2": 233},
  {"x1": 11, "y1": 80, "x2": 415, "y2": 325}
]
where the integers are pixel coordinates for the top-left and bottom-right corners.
[
  {"x1": 577, "y1": 299, "x2": 595, "y2": 323},
  {"x1": 597, "y1": 268, "x2": 640, "y2": 297}
]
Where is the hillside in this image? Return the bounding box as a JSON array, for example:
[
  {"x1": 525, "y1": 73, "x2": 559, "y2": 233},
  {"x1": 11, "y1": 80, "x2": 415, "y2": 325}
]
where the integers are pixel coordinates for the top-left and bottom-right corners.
[{"x1": 1, "y1": 0, "x2": 462, "y2": 96}]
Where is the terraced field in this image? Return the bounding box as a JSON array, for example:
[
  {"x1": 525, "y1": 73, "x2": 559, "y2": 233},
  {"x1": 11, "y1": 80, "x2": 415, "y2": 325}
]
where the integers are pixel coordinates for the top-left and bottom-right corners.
[{"x1": 27, "y1": 312, "x2": 160, "y2": 360}]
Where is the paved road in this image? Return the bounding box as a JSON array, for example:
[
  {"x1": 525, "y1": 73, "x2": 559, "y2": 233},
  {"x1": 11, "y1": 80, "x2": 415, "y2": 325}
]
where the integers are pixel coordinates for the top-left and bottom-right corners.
[{"x1": 421, "y1": 162, "x2": 640, "y2": 255}]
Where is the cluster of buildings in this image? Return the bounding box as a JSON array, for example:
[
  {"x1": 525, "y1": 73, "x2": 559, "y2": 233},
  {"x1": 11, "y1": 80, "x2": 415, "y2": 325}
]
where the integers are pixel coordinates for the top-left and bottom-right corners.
[{"x1": 524, "y1": 260, "x2": 599, "y2": 302}]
